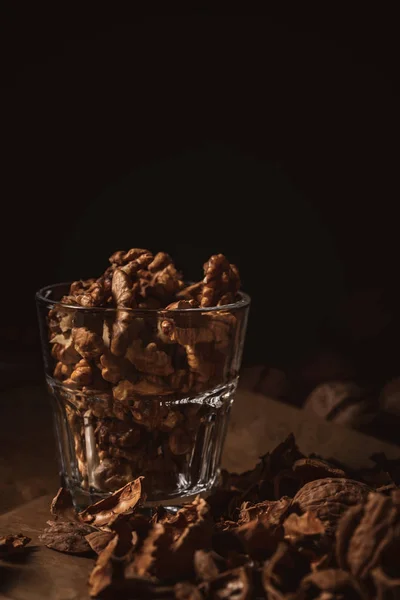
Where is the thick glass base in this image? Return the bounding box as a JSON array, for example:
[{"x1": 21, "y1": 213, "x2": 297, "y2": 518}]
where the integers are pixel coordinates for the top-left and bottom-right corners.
[
  {"x1": 50, "y1": 379, "x2": 237, "y2": 508},
  {"x1": 66, "y1": 472, "x2": 220, "y2": 512}
]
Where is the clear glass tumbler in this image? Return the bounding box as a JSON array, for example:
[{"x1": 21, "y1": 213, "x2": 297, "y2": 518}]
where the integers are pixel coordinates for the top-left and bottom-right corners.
[{"x1": 36, "y1": 283, "x2": 250, "y2": 508}]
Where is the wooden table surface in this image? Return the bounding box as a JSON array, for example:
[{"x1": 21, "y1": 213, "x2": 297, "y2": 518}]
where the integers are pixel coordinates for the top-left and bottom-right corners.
[
  {"x1": 1, "y1": 375, "x2": 399, "y2": 599},
  {"x1": 0, "y1": 495, "x2": 91, "y2": 600}
]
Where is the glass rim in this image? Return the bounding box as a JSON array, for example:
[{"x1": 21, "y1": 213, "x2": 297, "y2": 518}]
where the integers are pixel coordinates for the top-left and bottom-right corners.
[{"x1": 36, "y1": 281, "x2": 251, "y2": 314}]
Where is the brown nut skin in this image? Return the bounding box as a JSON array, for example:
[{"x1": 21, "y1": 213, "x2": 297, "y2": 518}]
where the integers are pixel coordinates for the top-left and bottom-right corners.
[
  {"x1": 64, "y1": 359, "x2": 93, "y2": 387},
  {"x1": 95, "y1": 419, "x2": 140, "y2": 449},
  {"x1": 99, "y1": 352, "x2": 132, "y2": 384},
  {"x1": 92, "y1": 458, "x2": 133, "y2": 492},
  {"x1": 109, "y1": 248, "x2": 152, "y2": 266},
  {"x1": 201, "y1": 254, "x2": 240, "y2": 307},
  {"x1": 125, "y1": 340, "x2": 174, "y2": 376},
  {"x1": 72, "y1": 327, "x2": 105, "y2": 360},
  {"x1": 51, "y1": 336, "x2": 81, "y2": 364},
  {"x1": 53, "y1": 361, "x2": 73, "y2": 380},
  {"x1": 112, "y1": 380, "x2": 137, "y2": 403}
]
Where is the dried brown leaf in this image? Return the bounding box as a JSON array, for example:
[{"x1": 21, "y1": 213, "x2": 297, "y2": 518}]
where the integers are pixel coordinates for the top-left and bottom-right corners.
[
  {"x1": 85, "y1": 530, "x2": 114, "y2": 555},
  {"x1": 205, "y1": 566, "x2": 252, "y2": 600},
  {"x1": 0, "y1": 533, "x2": 31, "y2": 557},
  {"x1": 175, "y1": 581, "x2": 203, "y2": 599},
  {"x1": 298, "y1": 569, "x2": 366, "y2": 600},
  {"x1": 336, "y1": 491, "x2": 400, "y2": 584},
  {"x1": 89, "y1": 533, "x2": 118, "y2": 597},
  {"x1": 39, "y1": 520, "x2": 94, "y2": 554},
  {"x1": 127, "y1": 497, "x2": 213, "y2": 582},
  {"x1": 262, "y1": 542, "x2": 311, "y2": 599},
  {"x1": 79, "y1": 477, "x2": 144, "y2": 527},
  {"x1": 194, "y1": 549, "x2": 225, "y2": 581},
  {"x1": 284, "y1": 511, "x2": 325, "y2": 543},
  {"x1": 50, "y1": 487, "x2": 77, "y2": 521},
  {"x1": 238, "y1": 497, "x2": 292, "y2": 526},
  {"x1": 371, "y1": 566, "x2": 400, "y2": 600},
  {"x1": 235, "y1": 518, "x2": 283, "y2": 561}
]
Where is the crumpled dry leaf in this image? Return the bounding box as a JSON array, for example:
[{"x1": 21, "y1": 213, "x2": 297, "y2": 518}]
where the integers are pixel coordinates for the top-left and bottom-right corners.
[
  {"x1": 85, "y1": 530, "x2": 114, "y2": 555},
  {"x1": 262, "y1": 542, "x2": 312, "y2": 600},
  {"x1": 127, "y1": 497, "x2": 213, "y2": 581},
  {"x1": 371, "y1": 565, "x2": 400, "y2": 600},
  {"x1": 89, "y1": 533, "x2": 118, "y2": 597},
  {"x1": 298, "y1": 569, "x2": 366, "y2": 600},
  {"x1": 370, "y1": 453, "x2": 400, "y2": 487},
  {"x1": 336, "y1": 490, "x2": 400, "y2": 587},
  {"x1": 194, "y1": 549, "x2": 226, "y2": 581},
  {"x1": 50, "y1": 487, "x2": 78, "y2": 522},
  {"x1": 39, "y1": 520, "x2": 94, "y2": 554},
  {"x1": 125, "y1": 521, "x2": 173, "y2": 580},
  {"x1": 204, "y1": 566, "x2": 253, "y2": 600},
  {"x1": 0, "y1": 533, "x2": 31, "y2": 557},
  {"x1": 79, "y1": 477, "x2": 144, "y2": 527},
  {"x1": 88, "y1": 516, "x2": 150, "y2": 597},
  {"x1": 238, "y1": 497, "x2": 292, "y2": 526},
  {"x1": 234, "y1": 518, "x2": 283, "y2": 561},
  {"x1": 174, "y1": 581, "x2": 203, "y2": 599},
  {"x1": 225, "y1": 434, "x2": 304, "y2": 502},
  {"x1": 283, "y1": 511, "x2": 325, "y2": 544}
]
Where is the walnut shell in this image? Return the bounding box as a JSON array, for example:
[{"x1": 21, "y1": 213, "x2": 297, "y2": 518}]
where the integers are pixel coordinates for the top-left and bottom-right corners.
[{"x1": 293, "y1": 478, "x2": 372, "y2": 536}]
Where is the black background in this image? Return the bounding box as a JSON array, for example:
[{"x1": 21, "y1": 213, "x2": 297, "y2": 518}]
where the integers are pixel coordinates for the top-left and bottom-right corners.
[{"x1": 1, "y1": 7, "x2": 399, "y2": 380}]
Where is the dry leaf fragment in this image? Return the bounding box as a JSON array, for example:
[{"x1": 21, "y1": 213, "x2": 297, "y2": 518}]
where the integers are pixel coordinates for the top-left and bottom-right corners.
[
  {"x1": 371, "y1": 566, "x2": 400, "y2": 600},
  {"x1": 89, "y1": 533, "x2": 119, "y2": 597},
  {"x1": 85, "y1": 530, "x2": 115, "y2": 555},
  {"x1": 50, "y1": 487, "x2": 78, "y2": 522},
  {"x1": 39, "y1": 520, "x2": 94, "y2": 554},
  {"x1": 283, "y1": 511, "x2": 325, "y2": 543},
  {"x1": 175, "y1": 581, "x2": 203, "y2": 599},
  {"x1": 79, "y1": 477, "x2": 144, "y2": 527},
  {"x1": 298, "y1": 569, "x2": 366, "y2": 600},
  {"x1": 194, "y1": 549, "x2": 226, "y2": 581},
  {"x1": 336, "y1": 490, "x2": 400, "y2": 585},
  {"x1": 238, "y1": 497, "x2": 292, "y2": 526},
  {"x1": 127, "y1": 497, "x2": 212, "y2": 582},
  {"x1": 0, "y1": 533, "x2": 31, "y2": 557},
  {"x1": 234, "y1": 518, "x2": 283, "y2": 561},
  {"x1": 205, "y1": 566, "x2": 252, "y2": 600},
  {"x1": 263, "y1": 542, "x2": 312, "y2": 599}
]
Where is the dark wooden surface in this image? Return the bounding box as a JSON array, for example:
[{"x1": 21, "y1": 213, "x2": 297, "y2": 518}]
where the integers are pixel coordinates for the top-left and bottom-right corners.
[
  {"x1": 0, "y1": 376, "x2": 399, "y2": 599},
  {"x1": 0, "y1": 495, "x2": 91, "y2": 600}
]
